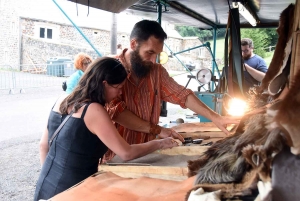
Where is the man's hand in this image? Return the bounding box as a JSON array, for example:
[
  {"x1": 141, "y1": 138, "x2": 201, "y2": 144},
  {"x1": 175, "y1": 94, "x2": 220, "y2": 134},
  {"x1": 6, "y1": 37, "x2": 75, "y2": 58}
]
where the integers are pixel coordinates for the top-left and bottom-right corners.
[
  {"x1": 211, "y1": 115, "x2": 240, "y2": 135},
  {"x1": 157, "y1": 127, "x2": 184, "y2": 142}
]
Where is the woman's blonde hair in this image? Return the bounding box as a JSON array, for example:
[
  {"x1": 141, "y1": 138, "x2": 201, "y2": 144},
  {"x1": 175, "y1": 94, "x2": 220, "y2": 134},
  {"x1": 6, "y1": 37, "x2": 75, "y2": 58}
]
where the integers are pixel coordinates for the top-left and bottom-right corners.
[{"x1": 74, "y1": 52, "x2": 92, "y2": 70}]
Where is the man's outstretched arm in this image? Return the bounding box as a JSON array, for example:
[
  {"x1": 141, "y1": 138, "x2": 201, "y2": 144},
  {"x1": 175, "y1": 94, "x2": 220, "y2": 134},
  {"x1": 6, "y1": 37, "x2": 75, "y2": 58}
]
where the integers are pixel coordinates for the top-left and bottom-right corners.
[{"x1": 185, "y1": 93, "x2": 240, "y2": 135}]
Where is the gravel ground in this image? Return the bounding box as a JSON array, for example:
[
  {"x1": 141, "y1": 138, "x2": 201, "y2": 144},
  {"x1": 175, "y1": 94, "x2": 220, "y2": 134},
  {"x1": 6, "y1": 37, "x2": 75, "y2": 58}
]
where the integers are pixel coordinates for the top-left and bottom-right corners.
[
  {"x1": 0, "y1": 72, "x2": 199, "y2": 201},
  {"x1": 0, "y1": 87, "x2": 65, "y2": 201},
  {"x1": 0, "y1": 137, "x2": 40, "y2": 201}
]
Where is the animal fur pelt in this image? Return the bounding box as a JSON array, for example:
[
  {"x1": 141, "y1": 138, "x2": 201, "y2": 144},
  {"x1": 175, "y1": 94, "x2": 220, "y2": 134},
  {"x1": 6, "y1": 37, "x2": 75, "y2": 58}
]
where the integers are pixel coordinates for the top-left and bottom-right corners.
[
  {"x1": 187, "y1": 112, "x2": 270, "y2": 184},
  {"x1": 271, "y1": 70, "x2": 300, "y2": 154},
  {"x1": 185, "y1": 169, "x2": 259, "y2": 200},
  {"x1": 187, "y1": 70, "x2": 300, "y2": 199},
  {"x1": 256, "y1": 4, "x2": 294, "y2": 94}
]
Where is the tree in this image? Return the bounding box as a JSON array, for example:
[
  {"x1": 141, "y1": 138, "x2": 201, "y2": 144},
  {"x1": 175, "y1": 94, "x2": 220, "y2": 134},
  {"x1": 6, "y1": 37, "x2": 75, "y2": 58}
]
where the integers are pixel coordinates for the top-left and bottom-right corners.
[
  {"x1": 241, "y1": 28, "x2": 269, "y2": 58},
  {"x1": 175, "y1": 26, "x2": 213, "y2": 42}
]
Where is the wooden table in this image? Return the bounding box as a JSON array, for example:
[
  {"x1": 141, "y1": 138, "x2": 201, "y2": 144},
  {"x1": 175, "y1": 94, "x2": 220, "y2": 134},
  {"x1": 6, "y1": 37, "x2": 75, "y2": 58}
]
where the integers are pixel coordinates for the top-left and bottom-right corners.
[{"x1": 98, "y1": 122, "x2": 227, "y2": 181}]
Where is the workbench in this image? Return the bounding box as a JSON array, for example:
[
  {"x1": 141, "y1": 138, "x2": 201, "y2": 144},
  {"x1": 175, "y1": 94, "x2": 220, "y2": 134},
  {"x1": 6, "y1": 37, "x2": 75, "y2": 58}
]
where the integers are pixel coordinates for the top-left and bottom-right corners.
[{"x1": 50, "y1": 122, "x2": 231, "y2": 201}]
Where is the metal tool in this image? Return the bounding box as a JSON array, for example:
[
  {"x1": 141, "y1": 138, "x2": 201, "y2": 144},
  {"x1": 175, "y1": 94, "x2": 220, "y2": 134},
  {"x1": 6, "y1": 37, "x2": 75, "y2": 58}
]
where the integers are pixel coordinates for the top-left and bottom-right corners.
[
  {"x1": 183, "y1": 137, "x2": 203, "y2": 144},
  {"x1": 200, "y1": 141, "x2": 213, "y2": 146}
]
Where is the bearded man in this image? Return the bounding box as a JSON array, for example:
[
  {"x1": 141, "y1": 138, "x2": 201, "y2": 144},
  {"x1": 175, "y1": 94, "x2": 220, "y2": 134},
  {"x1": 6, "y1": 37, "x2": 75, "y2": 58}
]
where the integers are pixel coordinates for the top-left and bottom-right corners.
[
  {"x1": 241, "y1": 38, "x2": 268, "y2": 91},
  {"x1": 105, "y1": 20, "x2": 239, "y2": 159}
]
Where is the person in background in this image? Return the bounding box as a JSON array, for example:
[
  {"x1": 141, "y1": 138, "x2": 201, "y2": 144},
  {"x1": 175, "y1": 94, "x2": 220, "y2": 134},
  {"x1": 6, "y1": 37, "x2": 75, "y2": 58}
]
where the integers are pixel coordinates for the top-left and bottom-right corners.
[
  {"x1": 117, "y1": 44, "x2": 123, "y2": 55},
  {"x1": 104, "y1": 20, "x2": 239, "y2": 160},
  {"x1": 65, "y1": 52, "x2": 92, "y2": 94},
  {"x1": 35, "y1": 57, "x2": 178, "y2": 201},
  {"x1": 241, "y1": 38, "x2": 268, "y2": 91}
]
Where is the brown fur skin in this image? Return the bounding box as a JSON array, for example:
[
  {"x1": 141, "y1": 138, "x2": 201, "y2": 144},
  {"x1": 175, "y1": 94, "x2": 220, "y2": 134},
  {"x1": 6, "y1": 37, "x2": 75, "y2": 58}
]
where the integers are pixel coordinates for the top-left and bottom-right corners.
[
  {"x1": 185, "y1": 169, "x2": 259, "y2": 200},
  {"x1": 273, "y1": 71, "x2": 300, "y2": 153},
  {"x1": 257, "y1": 4, "x2": 294, "y2": 94},
  {"x1": 185, "y1": 4, "x2": 298, "y2": 199},
  {"x1": 186, "y1": 70, "x2": 300, "y2": 198},
  {"x1": 242, "y1": 145, "x2": 272, "y2": 182}
]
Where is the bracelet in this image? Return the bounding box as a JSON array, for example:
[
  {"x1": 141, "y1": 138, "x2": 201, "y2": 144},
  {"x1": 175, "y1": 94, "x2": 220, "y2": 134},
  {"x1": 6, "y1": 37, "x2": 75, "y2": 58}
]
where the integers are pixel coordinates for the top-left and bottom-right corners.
[{"x1": 149, "y1": 123, "x2": 162, "y2": 135}]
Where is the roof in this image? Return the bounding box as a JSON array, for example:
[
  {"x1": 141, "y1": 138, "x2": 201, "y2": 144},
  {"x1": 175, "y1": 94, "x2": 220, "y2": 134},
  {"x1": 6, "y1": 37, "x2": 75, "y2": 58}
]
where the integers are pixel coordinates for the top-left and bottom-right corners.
[{"x1": 68, "y1": 0, "x2": 296, "y2": 29}]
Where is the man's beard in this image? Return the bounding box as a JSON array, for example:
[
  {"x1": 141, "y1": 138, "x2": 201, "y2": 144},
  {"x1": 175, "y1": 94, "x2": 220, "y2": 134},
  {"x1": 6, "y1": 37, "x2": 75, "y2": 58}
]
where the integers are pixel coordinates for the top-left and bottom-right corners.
[
  {"x1": 242, "y1": 54, "x2": 251, "y2": 60},
  {"x1": 130, "y1": 49, "x2": 153, "y2": 78}
]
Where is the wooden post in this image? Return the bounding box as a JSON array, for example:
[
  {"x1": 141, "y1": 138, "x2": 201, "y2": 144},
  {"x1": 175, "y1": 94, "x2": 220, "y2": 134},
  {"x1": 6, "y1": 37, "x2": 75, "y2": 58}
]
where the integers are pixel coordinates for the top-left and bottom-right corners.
[{"x1": 290, "y1": 0, "x2": 300, "y2": 84}]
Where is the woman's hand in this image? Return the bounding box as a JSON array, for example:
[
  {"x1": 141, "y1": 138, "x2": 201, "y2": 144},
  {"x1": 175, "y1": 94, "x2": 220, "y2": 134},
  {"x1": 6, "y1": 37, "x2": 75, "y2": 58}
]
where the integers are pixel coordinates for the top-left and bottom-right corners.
[
  {"x1": 211, "y1": 115, "x2": 240, "y2": 135},
  {"x1": 158, "y1": 137, "x2": 180, "y2": 150},
  {"x1": 157, "y1": 128, "x2": 184, "y2": 142}
]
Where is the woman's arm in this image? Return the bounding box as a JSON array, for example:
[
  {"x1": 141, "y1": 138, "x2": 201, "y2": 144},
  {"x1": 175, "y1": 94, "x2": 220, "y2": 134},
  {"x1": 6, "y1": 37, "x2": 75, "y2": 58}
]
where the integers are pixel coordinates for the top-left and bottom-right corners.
[
  {"x1": 85, "y1": 103, "x2": 178, "y2": 161},
  {"x1": 39, "y1": 127, "x2": 49, "y2": 166}
]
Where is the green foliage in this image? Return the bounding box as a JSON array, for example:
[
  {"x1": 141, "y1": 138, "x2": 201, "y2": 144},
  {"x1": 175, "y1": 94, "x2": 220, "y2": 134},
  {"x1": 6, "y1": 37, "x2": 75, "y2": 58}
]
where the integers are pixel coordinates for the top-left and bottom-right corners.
[
  {"x1": 175, "y1": 26, "x2": 212, "y2": 41},
  {"x1": 175, "y1": 25, "x2": 278, "y2": 61},
  {"x1": 241, "y1": 28, "x2": 268, "y2": 57},
  {"x1": 241, "y1": 28, "x2": 278, "y2": 58},
  {"x1": 264, "y1": 28, "x2": 278, "y2": 46}
]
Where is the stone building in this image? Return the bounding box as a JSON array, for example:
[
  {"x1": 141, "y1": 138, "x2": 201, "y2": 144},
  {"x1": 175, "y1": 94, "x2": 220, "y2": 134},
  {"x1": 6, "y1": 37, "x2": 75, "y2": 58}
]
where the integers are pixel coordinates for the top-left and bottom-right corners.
[{"x1": 0, "y1": 0, "x2": 220, "y2": 72}]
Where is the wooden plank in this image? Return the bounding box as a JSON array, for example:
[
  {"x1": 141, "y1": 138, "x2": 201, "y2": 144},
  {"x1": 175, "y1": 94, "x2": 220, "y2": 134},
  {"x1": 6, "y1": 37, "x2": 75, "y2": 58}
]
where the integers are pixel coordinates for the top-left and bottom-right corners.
[
  {"x1": 171, "y1": 122, "x2": 235, "y2": 133},
  {"x1": 290, "y1": 0, "x2": 300, "y2": 83},
  {"x1": 179, "y1": 131, "x2": 227, "y2": 138},
  {"x1": 51, "y1": 171, "x2": 195, "y2": 201},
  {"x1": 155, "y1": 146, "x2": 208, "y2": 155},
  {"x1": 98, "y1": 165, "x2": 189, "y2": 181}
]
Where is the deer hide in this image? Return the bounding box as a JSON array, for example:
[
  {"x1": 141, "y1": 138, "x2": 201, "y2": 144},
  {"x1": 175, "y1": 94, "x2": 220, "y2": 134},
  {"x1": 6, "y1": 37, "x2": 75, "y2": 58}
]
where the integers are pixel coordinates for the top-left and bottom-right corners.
[{"x1": 258, "y1": 4, "x2": 295, "y2": 94}]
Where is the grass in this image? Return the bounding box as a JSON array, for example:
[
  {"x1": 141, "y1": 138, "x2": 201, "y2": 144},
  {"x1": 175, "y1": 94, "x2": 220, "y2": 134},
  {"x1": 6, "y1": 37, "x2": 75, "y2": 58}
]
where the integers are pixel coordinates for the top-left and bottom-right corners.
[
  {"x1": 263, "y1": 51, "x2": 274, "y2": 67},
  {"x1": 207, "y1": 38, "x2": 225, "y2": 59}
]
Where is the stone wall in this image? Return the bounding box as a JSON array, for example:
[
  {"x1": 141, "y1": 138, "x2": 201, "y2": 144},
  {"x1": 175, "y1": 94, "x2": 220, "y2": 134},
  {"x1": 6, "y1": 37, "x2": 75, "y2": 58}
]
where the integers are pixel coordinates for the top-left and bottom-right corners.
[
  {"x1": 21, "y1": 35, "x2": 99, "y2": 69},
  {"x1": 0, "y1": 0, "x2": 223, "y2": 72},
  {"x1": 0, "y1": 0, "x2": 20, "y2": 66},
  {"x1": 20, "y1": 18, "x2": 131, "y2": 69},
  {"x1": 20, "y1": 18, "x2": 214, "y2": 71},
  {"x1": 3, "y1": 13, "x2": 221, "y2": 71},
  {"x1": 163, "y1": 37, "x2": 223, "y2": 71}
]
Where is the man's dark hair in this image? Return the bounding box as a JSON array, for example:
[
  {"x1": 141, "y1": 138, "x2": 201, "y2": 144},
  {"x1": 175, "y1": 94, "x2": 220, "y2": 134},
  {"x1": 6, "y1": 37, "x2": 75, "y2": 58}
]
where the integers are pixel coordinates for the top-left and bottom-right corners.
[
  {"x1": 130, "y1": 20, "x2": 167, "y2": 43},
  {"x1": 241, "y1": 38, "x2": 254, "y2": 48}
]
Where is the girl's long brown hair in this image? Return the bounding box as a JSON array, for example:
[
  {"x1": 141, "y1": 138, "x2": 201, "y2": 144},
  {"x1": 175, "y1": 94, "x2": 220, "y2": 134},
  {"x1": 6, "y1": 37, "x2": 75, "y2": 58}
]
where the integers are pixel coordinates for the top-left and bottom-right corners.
[{"x1": 59, "y1": 57, "x2": 127, "y2": 114}]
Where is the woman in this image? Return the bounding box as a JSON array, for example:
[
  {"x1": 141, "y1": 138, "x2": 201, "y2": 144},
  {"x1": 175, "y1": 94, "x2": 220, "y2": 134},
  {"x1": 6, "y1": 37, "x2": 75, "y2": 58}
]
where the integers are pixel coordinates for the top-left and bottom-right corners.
[
  {"x1": 66, "y1": 52, "x2": 92, "y2": 94},
  {"x1": 35, "y1": 57, "x2": 178, "y2": 201}
]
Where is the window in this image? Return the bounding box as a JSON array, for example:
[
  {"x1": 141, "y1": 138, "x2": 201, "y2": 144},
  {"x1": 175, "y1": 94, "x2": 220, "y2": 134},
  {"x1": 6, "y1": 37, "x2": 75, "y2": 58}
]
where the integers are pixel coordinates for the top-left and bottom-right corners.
[
  {"x1": 39, "y1": 27, "x2": 53, "y2": 39},
  {"x1": 47, "y1": 29, "x2": 52, "y2": 39},
  {"x1": 40, "y1": 28, "x2": 45, "y2": 38}
]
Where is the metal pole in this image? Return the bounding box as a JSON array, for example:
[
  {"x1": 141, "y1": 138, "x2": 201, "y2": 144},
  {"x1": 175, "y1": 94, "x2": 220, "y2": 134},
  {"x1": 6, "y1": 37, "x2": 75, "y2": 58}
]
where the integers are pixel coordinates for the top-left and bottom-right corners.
[
  {"x1": 156, "y1": 1, "x2": 167, "y2": 117},
  {"x1": 173, "y1": 43, "x2": 209, "y2": 55},
  {"x1": 52, "y1": 0, "x2": 102, "y2": 57},
  {"x1": 111, "y1": 13, "x2": 117, "y2": 54},
  {"x1": 157, "y1": 1, "x2": 162, "y2": 64},
  {"x1": 211, "y1": 27, "x2": 217, "y2": 91}
]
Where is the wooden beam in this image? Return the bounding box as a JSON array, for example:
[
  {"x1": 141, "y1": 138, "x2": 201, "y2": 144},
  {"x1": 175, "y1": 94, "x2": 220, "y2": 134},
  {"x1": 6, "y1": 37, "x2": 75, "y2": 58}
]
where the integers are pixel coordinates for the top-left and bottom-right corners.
[
  {"x1": 155, "y1": 146, "x2": 208, "y2": 155},
  {"x1": 290, "y1": 0, "x2": 300, "y2": 84},
  {"x1": 98, "y1": 165, "x2": 189, "y2": 181}
]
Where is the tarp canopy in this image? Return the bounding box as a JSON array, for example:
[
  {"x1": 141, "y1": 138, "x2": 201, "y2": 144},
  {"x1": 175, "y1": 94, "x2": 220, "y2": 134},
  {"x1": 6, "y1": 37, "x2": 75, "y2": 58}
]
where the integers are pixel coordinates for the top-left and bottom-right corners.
[{"x1": 67, "y1": 0, "x2": 295, "y2": 29}]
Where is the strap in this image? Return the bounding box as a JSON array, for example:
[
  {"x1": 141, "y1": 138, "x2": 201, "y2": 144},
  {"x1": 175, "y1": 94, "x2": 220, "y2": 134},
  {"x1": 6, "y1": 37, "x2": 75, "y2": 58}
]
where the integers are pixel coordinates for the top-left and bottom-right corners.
[
  {"x1": 49, "y1": 102, "x2": 86, "y2": 147},
  {"x1": 49, "y1": 110, "x2": 74, "y2": 147},
  {"x1": 80, "y1": 103, "x2": 91, "y2": 119}
]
